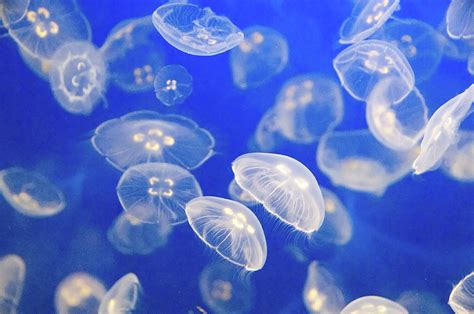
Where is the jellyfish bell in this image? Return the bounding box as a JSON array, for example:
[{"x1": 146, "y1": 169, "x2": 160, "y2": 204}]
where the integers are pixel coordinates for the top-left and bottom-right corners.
[
  {"x1": 446, "y1": 0, "x2": 474, "y2": 40},
  {"x1": 441, "y1": 130, "x2": 474, "y2": 182},
  {"x1": 449, "y1": 272, "x2": 474, "y2": 313},
  {"x1": 98, "y1": 273, "x2": 141, "y2": 314},
  {"x1": 154, "y1": 64, "x2": 193, "y2": 106},
  {"x1": 341, "y1": 296, "x2": 408, "y2": 314},
  {"x1": 0, "y1": 254, "x2": 25, "y2": 314}
]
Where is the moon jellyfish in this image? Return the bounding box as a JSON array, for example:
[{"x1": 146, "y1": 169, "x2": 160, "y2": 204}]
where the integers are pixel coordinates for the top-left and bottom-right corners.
[
  {"x1": 49, "y1": 41, "x2": 108, "y2": 115},
  {"x1": 333, "y1": 40, "x2": 415, "y2": 103},
  {"x1": 248, "y1": 108, "x2": 282, "y2": 152},
  {"x1": 442, "y1": 131, "x2": 474, "y2": 182},
  {"x1": 412, "y1": 84, "x2": 474, "y2": 175},
  {"x1": 228, "y1": 179, "x2": 258, "y2": 207},
  {"x1": 339, "y1": 0, "x2": 400, "y2": 44},
  {"x1": 303, "y1": 261, "x2": 345, "y2": 314},
  {"x1": 92, "y1": 110, "x2": 215, "y2": 171},
  {"x1": 152, "y1": 2, "x2": 243, "y2": 56},
  {"x1": 0, "y1": 167, "x2": 66, "y2": 217},
  {"x1": 446, "y1": 0, "x2": 474, "y2": 40},
  {"x1": 229, "y1": 25, "x2": 288, "y2": 89},
  {"x1": 55, "y1": 272, "x2": 106, "y2": 314},
  {"x1": 273, "y1": 75, "x2": 344, "y2": 144},
  {"x1": 0, "y1": 0, "x2": 30, "y2": 26},
  {"x1": 449, "y1": 272, "x2": 474, "y2": 313},
  {"x1": 117, "y1": 162, "x2": 202, "y2": 224},
  {"x1": 18, "y1": 46, "x2": 51, "y2": 81},
  {"x1": 154, "y1": 64, "x2": 193, "y2": 106},
  {"x1": 0, "y1": 255, "x2": 25, "y2": 314},
  {"x1": 98, "y1": 273, "x2": 141, "y2": 314},
  {"x1": 397, "y1": 290, "x2": 446, "y2": 314},
  {"x1": 185, "y1": 196, "x2": 267, "y2": 271},
  {"x1": 232, "y1": 153, "x2": 325, "y2": 233},
  {"x1": 341, "y1": 296, "x2": 408, "y2": 314}
]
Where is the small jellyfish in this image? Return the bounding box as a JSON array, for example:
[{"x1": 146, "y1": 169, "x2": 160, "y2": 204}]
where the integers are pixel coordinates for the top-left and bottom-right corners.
[
  {"x1": 248, "y1": 108, "x2": 283, "y2": 152},
  {"x1": 341, "y1": 296, "x2": 408, "y2": 314},
  {"x1": 185, "y1": 196, "x2": 267, "y2": 271},
  {"x1": 339, "y1": 0, "x2": 400, "y2": 44},
  {"x1": 468, "y1": 52, "x2": 474, "y2": 75},
  {"x1": 446, "y1": 0, "x2": 474, "y2": 40},
  {"x1": 154, "y1": 64, "x2": 193, "y2": 106},
  {"x1": 442, "y1": 131, "x2": 474, "y2": 181},
  {"x1": 0, "y1": 167, "x2": 66, "y2": 217},
  {"x1": 117, "y1": 162, "x2": 202, "y2": 224},
  {"x1": 18, "y1": 46, "x2": 51, "y2": 81},
  {"x1": 232, "y1": 153, "x2": 325, "y2": 233},
  {"x1": 0, "y1": 255, "x2": 25, "y2": 314},
  {"x1": 412, "y1": 84, "x2": 474, "y2": 175},
  {"x1": 230, "y1": 25, "x2": 288, "y2": 89},
  {"x1": 92, "y1": 110, "x2": 215, "y2": 171},
  {"x1": 228, "y1": 178, "x2": 258, "y2": 207},
  {"x1": 55, "y1": 272, "x2": 107, "y2": 314},
  {"x1": 49, "y1": 41, "x2": 108, "y2": 115},
  {"x1": 397, "y1": 290, "x2": 447, "y2": 314},
  {"x1": 152, "y1": 2, "x2": 243, "y2": 56},
  {"x1": 98, "y1": 273, "x2": 141, "y2": 314},
  {"x1": 449, "y1": 272, "x2": 474, "y2": 313},
  {"x1": 333, "y1": 40, "x2": 415, "y2": 103}
]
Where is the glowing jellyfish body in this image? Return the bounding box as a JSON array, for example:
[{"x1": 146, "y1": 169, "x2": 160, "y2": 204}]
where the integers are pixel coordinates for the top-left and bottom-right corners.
[
  {"x1": 154, "y1": 64, "x2": 193, "y2": 106},
  {"x1": 98, "y1": 273, "x2": 141, "y2": 314},
  {"x1": 230, "y1": 25, "x2": 288, "y2": 89},
  {"x1": 446, "y1": 0, "x2": 474, "y2": 40},
  {"x1": 0, "y1": 167, "x2": 66, "y2": 217},
  {"x1": 152, "y1": 2, "x2": 243, "y2": 56},
  {"x1": 339, "y1": 0, "x2": 400, "y2": 44},
  {"x1": 333, "y1": 40, "x2": 415, "y2": 103},
  {"x1": 228, "y1": 179, "x2": 258, "y2": 207},
  {"x1": 185, "y1": 196, "x2": 267, "y2": 271},
  {"x1": 117, "y1": 162, "x2": 202, "y2": 224},
  {"x1": 232, "y1": 153, "x2": 325, "y2": 233},
  {"x1": 49, "y1": 41, "x2": 108, "y2": 115},
  {"x1": 442, "y1": 131, "x2": 474, "y2": 181},
  {"x1": 92, "y1": 110, "x2": 215, "y2": 171},
  {"x1": 412, "y1": 84, "x2": 474, "y2": 175},
  {"x1": 449, "y1": 272, "x2": 474, "y2": 313},
  {"x1": 0, "y1": 255, "x2": 25, "y2": 314},
  {"x1": 341, "y1": 296, "x2": 408, "y2": 314}
]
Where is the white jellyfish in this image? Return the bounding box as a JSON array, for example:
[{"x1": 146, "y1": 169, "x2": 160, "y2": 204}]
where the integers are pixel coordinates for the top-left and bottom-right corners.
[
  {"x1": 341, "y1": 296, "x2": 408, "y2": 314},
  {"x1": 227, "y1": 178, "x2": 258, "y2": 207},
  {"x1": 98, "y1": 273, "x2": 141, "y2": 314},
  {"x1": 154, "y1": 64, "x2": 193, "y2": 106},
  {"x1": 449, "y1": 272, "x2": 474, "y2": 313},
  {"x1": 441, "y1": 131, "x2": 474, "y2": 181},
  {"x1": 0, "y1": 255, "x2": 25, "y2": 314},
  {"x1": 446, "y1": 0, "x2": 474, "y2": 40}
]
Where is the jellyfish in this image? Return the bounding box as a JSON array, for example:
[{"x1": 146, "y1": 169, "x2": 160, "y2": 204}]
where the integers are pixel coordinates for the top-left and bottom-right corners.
[
  {"x1": 154, "y1": 64, "x2": 193, "y2": 106},
  {"x1": 55, "y1": 273, "x2": 106, "y2": 314},
  {"x1": 339, "y1": 0, "x2": 400, "y2": 44},
  {"x1": 333, "y1": 40, "x2": 415, "y2": 103},
  {"x1": 18, "y1": 46, "x2": 51, "y2": 81},
  {"x1": 229, "y1": 25, "x2": 288, "y2": 89},
  {"x1": 227, "y1": 179, "x2": 258, "y2": 207},
  {"x1": 92, "y1": 110, "x2": 215, "y2": 171},
  {"x1": 98, "y1": 273, "x2": 141, "y2": 314},
  {"x1": 0, "y1": 167, "x2": 66, "y2": 217},
  {"x1": 412, "y1": 84, "x2": 474, "y2": 175},
  {"x1": 396, "y1": 290, "x2": 446, "y2": 314},
  {"x1": 248, "y1": 108, "x2": 283, "y2": 152},
  {"x1": 232, "y1": 153, "x2": 325, "y2": 233},
  {"x1": 446, "y1": 0, "x2": 474, "y2": 40},
  {"x1": 442, "y1": 131, "x2": 474, "y2": 181},
  {"x1": 0, "y1": 0, "x2": 30, "y2": 27},
  {"x1": 341, "y1": 296, "x2": 408, "y2": 314},
  {"x1": 273, "y1": 75, "x2": 344, "y2": 144},
  {"x1": 49, "y1": 41, "x2": 108, "y2": 115},
  {"x1": 152, "y1": 2, "x2": 243, "y2": 56},
  {"x1": 0, "y1": 255, "x2": 25, "y2": 314},
  {"x1": 117, "y1": 162, "x2": 202, "y2": 224},
  {"x1": 449, "y1": 272, "x2": 474, "y2": 313},
  {"x1": 185, "y1": 196, "x2": 267, "y2": 271}
]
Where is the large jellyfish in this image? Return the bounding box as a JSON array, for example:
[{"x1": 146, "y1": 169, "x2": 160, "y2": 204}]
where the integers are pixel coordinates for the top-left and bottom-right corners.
[
  {"x1": 154, "y1": 64, "x2": 193, "y2": 106},
  {"x1": 446, "y1": 0, "x2": 474, "y2": 40},
  {"x1": 442, "y1": 131, "x2": 474, "y2": 182},
  {"x1": 185, "y1": 196, "x2": 267, "y2": 271},
  {"x1": 98, "y1": 273, "x2": 141, "y2": 314},
  {"x1": 341, "y1": 296, "x2": 408, "y2": 314},
  {"x1": 232, "y1": 153, "x2": 325, "y2": 233},
  {"x1": 227, "y1": 178, "x2": 258, "y2": 207},
  {"x1": 92, "y1": 110, "x2": 215, "y2": 171},
  {"x1": 0, "y1": 255, "x2": 25, "y2": 314},
  {"x1": 449, "y1": 272, "x2": 474, "y2": 313}
]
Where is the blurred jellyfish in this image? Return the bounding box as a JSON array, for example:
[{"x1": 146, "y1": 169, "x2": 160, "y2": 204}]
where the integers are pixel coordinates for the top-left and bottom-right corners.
[
  {"x1": 0, "y1": 0, "x2": 30, "y2": 26},
  {"x1": 248, "y1": 108, "x2": 283, "y2": 152},
  {"x1": 397, "y1": 290, "x2": 447, "y2": 314},
  {"x1": 18, "y1": 46, "x2": 51, "y2": 81},
  {"x1": 55, "y1": 272, "x2": 106, "y2": 314},
  {"x1": 230, "y1": 25, "x2": 288, "y2": 89},
  {"x1": 228, "y1": 179, "x2": 258, "y2": 207},
  {"x1": 154, "y1": 65, "x2": 193, "y2": 106},
  {"x1": 0, "y1": 167, "x2": 66, "y2": 217},
  {"x1": 185, "y1": 196, "x2": 267, "y2": 271},
  {"x1": 468, "y1": 52, "x2": 474, "y2": 75},
  {"x1": 0, "y1": 255, "x2": 25, "y2": 314},
  {"x1": 152, "y1": 2, "x2": 243, "y2": 56},
  {"x1": 341, "y1": 296, "x2": 408, "y2": 314},
  {"x1": 98, "y1": 273, "x2": 141, "y2": 314},
  {"x1": 101, "y1": 16, "x2": 166, "y2": 93},
  {"x1": 49, "y1": 41, "x2": 108, "y2": 115},
  {"x1": 446, "y1": 0, "x2": 474, "y2": 40},
  {"x1": 449, "y1": 272, "x2": 474, "y2": 313},
  {"x1": 92, "y1": 110, "x2": 215, "y2": 171},
  {"x1": 437, "y1": 19, "x2": 474, "y2": 61},
  {"x1": 117, "y1": 162, "x2": 202, "y2": 224},
  {"x1": 442, "y1": 131, "x2": 474, "y2": 181},
  {"x1": 232, "y1": 153, "x2": 325, "y2": 233}
]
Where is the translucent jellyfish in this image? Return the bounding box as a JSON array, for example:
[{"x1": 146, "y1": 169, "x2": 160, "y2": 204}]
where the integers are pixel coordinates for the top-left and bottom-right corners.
[
  {"x1": 396, "y1": 291, "x2": 447, "y2": 314},
  {"x1": 18, "y1": 46, "x2": 51, "y2": 81},
  {"x1": 316, "y1": 130, "x2": 417, "y2": 195},
  {"x1": 303, "y1": 261, "x2": 345, "y2": 314},
  {"x1": 98, "y1": 273, "x2": 141, "y2": 314},
  {"x1": 442, "y1": 131, "x2": 474, "y2": 181},
  {"x1": 92, "y1": 110, "x2": 215, "y2": 171},
  {"x1": 101, "y1": 16, "x2": 166, "y2": 93},
  {"x1": 199, "y1": 263, "x2": 254, "y2": 314},
  {"x1": 0, "y1": 0, "x2": 30, "y2": 26},
  {"x1": 154, "y1": 64, "x2": 193, "y2": 106},
  {"x1": 333, "y1": 40, "x2": 415, "y2": 103},
  {"x1": 229, "y1": 25, "x2": 288, "y2": 89},
  {"x1": 449, "y1": 272, "x2": 474, "y2": 313},
  {"x1": 49, "y1": 41, "x2": 108, "y2": 115},
  {"x1": 412, "y1": 84, "x2": 474, "y2": 175},
  {"x1": 273, "y1": 75, "x2": 344, "y2": 144},
  {"x1": 117, "y1": 162, "x2": 202, "y2": 224},
  {"x1": 152, "y1": 2, "x2": 243, "y2": 56},
  {"x1": 468, "y1": 52, "x2": 474, "y2": 75},
  {"x1": 55, "y1": 272, "x2": 106, "y2": 314},
  {"x1": 446, "y1": 0, "x2": 474, "y2": 40},
  {"x1": 227, "y1": 179, "x2": 258, "y2": 207},
  {"x1": 0, "y1": 167, "x2": 66, "y2": 217},
  {"x1": 185, "y1": 196, "x2": 267, "y2": 271},
  {"x1": 248, "y1": 108, "x2": 282, "y2": 152},
  {"x1": 232, "y1": 153, "x2": 325, "y2": 233},
  {"x1": 339, "y1": 0, "x2": 400, "y2": 44},
  {"x1": 341, "y1": 296, "x2": 408, "y2": 314},
  {"x1": 366, "y1": 77, "x2": 428, "y2": 151},
  {"x1": 0, "y1": 255, "x2": 25, "y2": 314}
]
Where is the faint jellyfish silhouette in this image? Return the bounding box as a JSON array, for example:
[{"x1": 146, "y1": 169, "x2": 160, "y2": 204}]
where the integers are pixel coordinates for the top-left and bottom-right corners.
[
  {"x1": 437, "y1": 19, "x2": 474, "y2": 61},
  {"x1": 152, "y1": 2, "x2": 243, "y2": 56},
  {"x1": 341, "y1": 296, "x2": 408, "y2": 314},
  {"x1": 396, "y1": 290, "x2": 447, "y2": 314},
  {"x1": 232, "y1": 153, "x2": 325, "y2": 233},
  {"x1": 0, "y1": 255, "x2": 25, "y2": 314},
  {"x1": 92, "y1": 110, "x2": 215, "y2": 171},
  {"x1": 248, "y1": 108, "x2": 283, "y2": 152},
  {"x1": 154, "y1": 64, "x2": 193, "y2": 106},
  {"x1": 230, "y1": 25, "x2": 288, "y2": 89},
  {"x1": 185, "y1": 196, "x2": 267, "y2": 271},
  {"x1": 333, "y1": 40, "x2": 415, "y2": 103},
  {"x1": 446, "y1": 0, "x2": 474, "y2": 40},
  {"x1": 442, "y1": 131, "x2": 474, "y2": 182},
  {"x1": 468, "y1": 52, "x2": 474, "y2": 75},
  {"x1": 227, "y1": 179, "x2": 258, "y2": 207},
  {"x1": 0, "y1": 0, "x2": 30, "y2": 27},
  {"x1": 0, "y1": 167, "x2": 66, "y2": 217},
  {"x1": 98, "y1": 273, "x2": 141, "y2": 314},
  {"x1": 449, "y1": 272, "x2": 474, "y2": 313},
  {"x1": 117, "y1": 162, "x2": 202, "y2": 224},
  {"x1": 18, "y1": 46, "x2": 51, "y2": 81}
]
